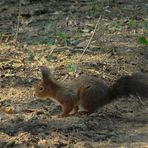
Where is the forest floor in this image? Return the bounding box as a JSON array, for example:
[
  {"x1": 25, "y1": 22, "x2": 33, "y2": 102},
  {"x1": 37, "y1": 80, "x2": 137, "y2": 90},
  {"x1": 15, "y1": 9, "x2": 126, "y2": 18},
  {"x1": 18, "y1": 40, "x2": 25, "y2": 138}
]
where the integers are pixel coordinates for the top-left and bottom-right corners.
[{"x1": 0, "y1": 0, "x2": 148, "y2": 147}]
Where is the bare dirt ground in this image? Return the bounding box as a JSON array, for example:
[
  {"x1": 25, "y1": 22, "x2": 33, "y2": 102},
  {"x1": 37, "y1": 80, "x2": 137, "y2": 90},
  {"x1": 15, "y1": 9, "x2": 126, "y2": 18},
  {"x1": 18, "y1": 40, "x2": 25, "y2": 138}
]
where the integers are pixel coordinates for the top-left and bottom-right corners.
[{"x1": 0, "y1": 0, "x2": 148, "y2": 147}]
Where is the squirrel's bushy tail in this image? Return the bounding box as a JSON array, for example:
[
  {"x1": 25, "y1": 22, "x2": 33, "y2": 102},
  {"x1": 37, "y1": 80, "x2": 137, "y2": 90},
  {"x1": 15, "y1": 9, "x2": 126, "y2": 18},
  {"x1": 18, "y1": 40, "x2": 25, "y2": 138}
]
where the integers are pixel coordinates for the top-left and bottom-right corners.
[{"x1": 109, "y1": 73, "x2": 148, "y2": 100}]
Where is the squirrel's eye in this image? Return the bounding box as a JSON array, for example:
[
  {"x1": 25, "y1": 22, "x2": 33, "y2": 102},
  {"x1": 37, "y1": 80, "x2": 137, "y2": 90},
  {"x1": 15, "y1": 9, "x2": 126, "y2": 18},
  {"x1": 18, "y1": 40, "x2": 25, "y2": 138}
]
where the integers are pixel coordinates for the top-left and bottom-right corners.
[{"x1": 40, "y1": 87, "x2": 43, "y2": 91}]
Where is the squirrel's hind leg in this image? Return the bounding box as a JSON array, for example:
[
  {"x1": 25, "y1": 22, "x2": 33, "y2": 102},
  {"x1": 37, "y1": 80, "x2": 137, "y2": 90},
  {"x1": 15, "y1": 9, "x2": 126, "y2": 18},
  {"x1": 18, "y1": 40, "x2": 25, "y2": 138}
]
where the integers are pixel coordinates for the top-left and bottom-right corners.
[
  {"x1": 58, "y1": 102, "x2": 75, "y2": 117},
  {"x1": 69, "y1": 105, "x2": 78, "y2": 115}
]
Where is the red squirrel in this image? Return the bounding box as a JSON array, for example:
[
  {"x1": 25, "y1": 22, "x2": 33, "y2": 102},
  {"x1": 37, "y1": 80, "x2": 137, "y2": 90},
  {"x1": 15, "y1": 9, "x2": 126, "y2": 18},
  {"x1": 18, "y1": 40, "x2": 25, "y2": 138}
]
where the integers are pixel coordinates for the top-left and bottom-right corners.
[{"x1": 35, "y1": 66, "x2": 148, "y2": 117}]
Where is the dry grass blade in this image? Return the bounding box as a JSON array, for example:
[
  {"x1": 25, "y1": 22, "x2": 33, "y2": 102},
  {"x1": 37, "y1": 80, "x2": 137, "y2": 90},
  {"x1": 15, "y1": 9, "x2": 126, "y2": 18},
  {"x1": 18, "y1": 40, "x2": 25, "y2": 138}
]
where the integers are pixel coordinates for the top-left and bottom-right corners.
[
  {"x1": 75, "y1": 15, "x2": 102, "y2": 73},
  {"x1": 78, "y1": 15, "x2": 102, "y2": 62},
  {"x1": 15, "y1": 0, "x2": 21, "y2": 44}
]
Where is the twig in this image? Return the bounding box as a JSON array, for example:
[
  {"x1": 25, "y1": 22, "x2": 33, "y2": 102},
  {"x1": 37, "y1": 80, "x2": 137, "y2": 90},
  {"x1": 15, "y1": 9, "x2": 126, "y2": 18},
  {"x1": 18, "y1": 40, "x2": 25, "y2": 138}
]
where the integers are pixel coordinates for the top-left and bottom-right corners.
[
  {"x1": 74, "y1": 16, "x2": 102, "y2": 74},
  {"x1": 78, "y1": 15, "x2": 102, "y2": 63},
  {"x1": 15, "y1": 0, "x2": 21, "y2": 44}
]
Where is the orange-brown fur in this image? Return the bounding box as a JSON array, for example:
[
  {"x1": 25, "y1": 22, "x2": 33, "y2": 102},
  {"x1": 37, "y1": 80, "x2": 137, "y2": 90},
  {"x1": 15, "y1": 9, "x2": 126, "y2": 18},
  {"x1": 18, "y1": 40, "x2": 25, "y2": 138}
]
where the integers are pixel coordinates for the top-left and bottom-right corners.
[{"x1": 35, "y1": 66, "x2": 148, "y2": 117}]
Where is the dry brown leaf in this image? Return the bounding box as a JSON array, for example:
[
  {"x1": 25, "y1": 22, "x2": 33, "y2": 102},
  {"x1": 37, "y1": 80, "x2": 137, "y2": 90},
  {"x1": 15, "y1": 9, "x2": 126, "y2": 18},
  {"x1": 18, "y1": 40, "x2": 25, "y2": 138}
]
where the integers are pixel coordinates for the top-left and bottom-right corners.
[{"x1": 4, "y1": 107, "x2": 13, "y2": 114}]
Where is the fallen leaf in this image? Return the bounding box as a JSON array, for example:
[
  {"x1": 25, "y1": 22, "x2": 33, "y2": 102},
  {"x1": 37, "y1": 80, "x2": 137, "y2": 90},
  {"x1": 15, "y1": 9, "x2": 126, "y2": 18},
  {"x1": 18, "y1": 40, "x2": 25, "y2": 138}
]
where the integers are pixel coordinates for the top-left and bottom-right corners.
[{"x1": 5, "y1": 107, "x2": 13, "y2": 114}]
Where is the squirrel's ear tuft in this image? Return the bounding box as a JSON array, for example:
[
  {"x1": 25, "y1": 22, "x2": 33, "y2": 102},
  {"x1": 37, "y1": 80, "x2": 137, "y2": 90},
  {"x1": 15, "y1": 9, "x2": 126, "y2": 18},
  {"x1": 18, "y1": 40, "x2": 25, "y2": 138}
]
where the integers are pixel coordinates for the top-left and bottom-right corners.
[{"x1": 40, "y1": 66, "x2": 50, "y2": 82}]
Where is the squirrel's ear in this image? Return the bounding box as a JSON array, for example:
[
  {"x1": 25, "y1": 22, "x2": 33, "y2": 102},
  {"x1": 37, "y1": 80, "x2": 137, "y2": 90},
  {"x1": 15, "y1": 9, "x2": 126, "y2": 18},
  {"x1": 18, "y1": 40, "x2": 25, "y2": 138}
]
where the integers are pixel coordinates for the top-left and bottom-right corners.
[{"x1": 40, "y1": 66, "x2": 50, "y2": 82}]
